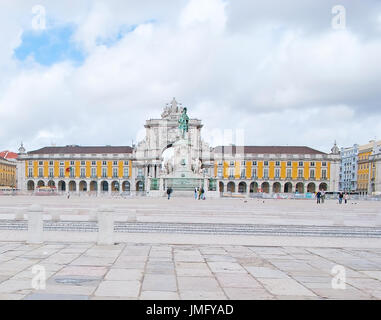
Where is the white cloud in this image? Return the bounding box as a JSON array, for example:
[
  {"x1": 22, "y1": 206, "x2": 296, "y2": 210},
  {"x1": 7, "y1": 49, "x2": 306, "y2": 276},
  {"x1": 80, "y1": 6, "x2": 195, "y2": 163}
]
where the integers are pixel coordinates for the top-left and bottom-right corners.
[{"x1": 1, "y1": 0, "x2": 381, "y2": 154}]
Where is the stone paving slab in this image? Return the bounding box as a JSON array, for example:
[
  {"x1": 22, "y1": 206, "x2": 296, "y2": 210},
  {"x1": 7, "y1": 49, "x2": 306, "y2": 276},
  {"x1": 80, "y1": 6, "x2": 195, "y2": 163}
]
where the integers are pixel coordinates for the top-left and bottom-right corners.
[{"x1": 0, "y1": 241, "x2": 380, "y2": 300}]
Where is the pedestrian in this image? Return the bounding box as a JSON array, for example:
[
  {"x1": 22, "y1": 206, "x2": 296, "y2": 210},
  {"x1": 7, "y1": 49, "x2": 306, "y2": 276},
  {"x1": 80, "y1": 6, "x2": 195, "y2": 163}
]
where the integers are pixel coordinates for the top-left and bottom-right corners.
[
  {"x1": 321, "y1": 190, "x2": 326, "y2": 204},
  {"x1": 194, "y1": 187, "x2": 198, "y2": 200},
  {"x1": 344, "y1": 193, "x2": 349, "y2": 204},
  {"x1": 201, "y1": 187, "x2": 205, "y2": 200},
  {"x1": 338, "y1": 192, "x2": 343, "y2": 204},
  {"x1": 316, "y1": 190, "x2": 321, "y2": 204},
  {"x1": 167, "y1": 187, "x2": 172, "y2": 200},
  {"x1": 198, "y1": 188, "x2": 202, "y2": 200}
]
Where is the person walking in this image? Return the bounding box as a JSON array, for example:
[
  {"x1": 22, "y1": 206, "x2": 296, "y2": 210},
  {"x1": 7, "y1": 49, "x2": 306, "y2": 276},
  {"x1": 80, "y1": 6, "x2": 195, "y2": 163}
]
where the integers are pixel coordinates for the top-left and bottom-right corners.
[
  {"x1": 198, "y1": 188, "x2": 202, "y2": 200},
  {"x1": 201, "y1": 187, "x2": 205, "y2": 200},
  {"x1": 194, "y1": 187, "x2": 198, "y2": 200},
  {"x1": 344, "y1": 193, "x2": 349, "y2": 204},
  {"x1": 316, "y1": 190, "x2": 322, "y2": 204},
  {"x1": 167, "y1": 187, "x2": 172, "y2": 200},
  {"x1": 338, "y1": 192, "x2": 344, "y2": 204},
  {"x1": 321, "y1": 190, "x2": 326, "y2": 204}
]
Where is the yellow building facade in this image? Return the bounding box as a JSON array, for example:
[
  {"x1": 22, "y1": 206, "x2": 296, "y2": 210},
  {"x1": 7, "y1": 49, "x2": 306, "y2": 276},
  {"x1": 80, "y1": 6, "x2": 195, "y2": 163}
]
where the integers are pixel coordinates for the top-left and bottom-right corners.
[
  {"x1": 0, "y1": 158, "x2": 17, "y2": 188},
  {"x1": 357, "y1": 140, "x2": 381, "y2": 195}
]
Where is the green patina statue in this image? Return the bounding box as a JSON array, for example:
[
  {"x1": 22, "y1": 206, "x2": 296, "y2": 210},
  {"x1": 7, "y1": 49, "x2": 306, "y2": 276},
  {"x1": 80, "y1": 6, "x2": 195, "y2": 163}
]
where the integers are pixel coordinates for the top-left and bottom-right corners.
[{"x1": 178, "y1": 107, "x2": 189, "y2": 138}]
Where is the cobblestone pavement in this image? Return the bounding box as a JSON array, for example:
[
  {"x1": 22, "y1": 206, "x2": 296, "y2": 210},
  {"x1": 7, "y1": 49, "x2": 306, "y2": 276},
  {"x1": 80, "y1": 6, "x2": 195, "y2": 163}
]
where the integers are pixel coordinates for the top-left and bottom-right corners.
[{"x1": 0, "y1": 242, "x2": 381, "y2": 300}]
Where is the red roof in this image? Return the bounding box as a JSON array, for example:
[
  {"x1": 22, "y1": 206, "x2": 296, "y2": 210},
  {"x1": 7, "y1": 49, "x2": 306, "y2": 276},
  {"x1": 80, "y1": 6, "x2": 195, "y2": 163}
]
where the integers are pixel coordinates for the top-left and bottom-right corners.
[{"x1": 0, "y1": 151, "x2": 18, "y2": 160}]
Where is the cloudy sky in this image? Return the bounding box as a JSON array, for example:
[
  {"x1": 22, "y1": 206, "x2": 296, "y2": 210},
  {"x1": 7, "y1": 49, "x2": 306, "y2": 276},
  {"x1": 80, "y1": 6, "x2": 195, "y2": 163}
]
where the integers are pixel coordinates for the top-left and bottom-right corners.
[{"x1": 1, "y1": 0, "x2": 381, "y2": 153}]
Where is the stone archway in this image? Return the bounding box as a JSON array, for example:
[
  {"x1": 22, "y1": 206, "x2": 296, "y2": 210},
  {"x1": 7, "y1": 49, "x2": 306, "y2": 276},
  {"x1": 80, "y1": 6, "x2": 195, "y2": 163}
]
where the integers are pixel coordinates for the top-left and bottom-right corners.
[
  {"x1": 319, "y1": 183, "x2": 328, "y2": 191},
  {"x1": 261, "y1": 182, "x2": 270, "y2": 193},
  {"x1": 37, "y1": 180, "x2": 45, "y2": 187},
  {"x1": 219, "y1": 181, "x2": 224, "y2": 193},
  {"x1": 79, "y1": 181, "x2": 87, "y2": 192},
  {"x1": 69, "y1": 181, "x2": 76, "y2": 191},
  {"x1": 250, "y1": 182, "x2": 258, "y2": 193},
  {"x1": 27, "y1": 180, "x2": 35, "y2": 191},
  {"x1": 48, "y1": 180, "x2": 55, "y2": 188},
  {"x1": 101, "y1": 181, "x2": 109, "y2": 192},
  {"x1": 227, "y1": 182, "x2": 235, "y2": 193},
  {"x1": 111, "y1": 181, "x2": 119, "y2": 192},
  {"x1": 273, "y1": 182, "x2": 281, "y2": 193},
  {"x1": 58, "y1": 181, "x2": 66, "y2": 191},
  {"x1": 122, "y1": 181, "x2": 130, "y2": 192},
  {"x1": 307, "y1": 182, "x2": 316, "y2": 193},
  {"x1": 296, "y1": 182, "x2": 304, "y2": 193},
  {"x1": 136, "y1": 181, "x2": 144, "y2": 191},
  {"x1": 238, "y1": 182, "x2": 247, "y2": 193},
  {"x1": 284, "y1": 182, "x2": 292, "y2": 193},
  {"x1": 90, "y1": 181, "x2": 97, "y2": 192}
]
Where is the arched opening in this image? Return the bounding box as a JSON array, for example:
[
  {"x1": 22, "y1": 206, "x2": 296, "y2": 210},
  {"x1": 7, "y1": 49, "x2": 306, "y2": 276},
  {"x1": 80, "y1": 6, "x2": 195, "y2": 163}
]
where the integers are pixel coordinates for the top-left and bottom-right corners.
[
  {"x1": 296, "y1": 182, "x2": 304, "y2": 193},
  {"x1": 90, "y1": 181, "x2": 97, "y2": 192},
  {"x1": 111, "y1": 181, "x2": 119, "y2": 192},
  {"x1": 238, "y1": 182, "x2": 247, "y2": 193},
  {"x1": 219, "y1": 182, "x2": 224, "y2": 193},
  {"x1": 69, "y1": 181, "x2": 76, "y2": 191},
  {"x1": 101, "y1": 181, "x2": 109, "y2": 192},
  {"x1": 284, "y1": 182, "x2": 292, "y2": 193},
  {"x1": 48, "y1": 180, "x2": 55, "y2": 188},
  {"x1": 319, "y1": 183, "x2": 328, "y2": 191},
  {"x1": 27, "y1": 180, "x2": 35, "y2": 191},
  {"x1": 122, "y1": 181, "x2": 130, "y2": 192},
  {"x1": 261, "y1": 182, "x2": 270, "y2": 193},
  {"x1": 161, "y1": 145, "x2": 175, "y2": 174},
  {"x1": 227, "y1": 182, "x2": 235, "y2": 193},
  {"x1": 37, "y1": 180, "x2": 45, "y2": 188},
  {"x1": 307, "y1": 182, "x2": 316, "y2": 193},
  {"x1": 79, "y1": 181, "x2": 87, "y2": 192},
  {"x1": 58, "y1": 181, "x2": 66, "y2": 191},
  {"x1": 136, "y1": 181, "x2": 144, "y2": 192},
  {"x1": 250, "y1": 182, "x2": 258, "y2": 193},
  {"x1": 273, "y1": 182, "x2": 281, "y2": 193}
]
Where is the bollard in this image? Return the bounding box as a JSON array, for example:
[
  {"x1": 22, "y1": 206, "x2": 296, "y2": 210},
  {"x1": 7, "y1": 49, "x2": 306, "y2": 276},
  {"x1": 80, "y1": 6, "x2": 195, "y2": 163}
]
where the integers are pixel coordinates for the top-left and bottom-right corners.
[
  {"x1": 15, "y1": 208, "x2": 25, "y2": 220},
  {"x1": 27, "y1": 204, "x2": 44, "y2": 244},
  {"x1": 97, "y1": 206, "x2": 114, "y2": 245},
  {"x1": 127, "y1": 209, "x2": 137, "y2": 222}
]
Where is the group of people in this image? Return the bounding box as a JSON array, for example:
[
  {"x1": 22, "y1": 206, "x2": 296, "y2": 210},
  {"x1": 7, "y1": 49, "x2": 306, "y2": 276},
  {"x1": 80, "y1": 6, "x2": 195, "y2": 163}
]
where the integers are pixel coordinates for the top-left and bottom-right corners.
[
  {"x1": 338, "y1": 192, "x2": 350, "y2": 204},
  {"x1": 194, "y1": 187, "x2": 205, "y2": 200},
  {"x1": 315, "y1": 190, "x2": 350, "y2": 204},
  {"x1": 315, "y1": 190, "x2": 326, "y2": 204}
]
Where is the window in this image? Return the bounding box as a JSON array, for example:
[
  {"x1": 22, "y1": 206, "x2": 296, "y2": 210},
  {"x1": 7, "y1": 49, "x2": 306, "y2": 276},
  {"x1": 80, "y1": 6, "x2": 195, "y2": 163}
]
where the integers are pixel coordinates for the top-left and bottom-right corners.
[
  {"x1": 39, "y1": 161, "x2": 43, "y2": 166},
  {"x1": 49, "y1": 161, "x2": 53, "y2": 166},
  {"x1": 299, "y1": 162, "x2": 303, "y2": 167},
  {"x1": 287, "y1": 161, "x2": 292, "y2": 167},
  {"x1": 102, "y1": 161, "x2": 107, "y2": 166},
  {"x1": 91, "y1": 167, "x2": 97, "y2": 178},
  {"x1": 217, "y1": 161, "x2": 222, "y2": 166},
  {"x1": 241, "y1": 161, "x2": 246, "y2": 166},
  {"x1": 113, "y1": 161, "x2": 118, "y2": 166},
  {"x1": 81, "y1": 161, "x2": 86, "y2": 166},
  {"x1": 275, "y1": 168, "x2": 280, "y2": 178},
  {"x1": 286, "y1": 169, "x2": 292, "y2": 178},
  {"x1": 228, "y1": 168, "x2": 235, "y2": 178},
  {"x1": 80, "y1": 167, "x2": 86, "y2": 177},
  {"x1": 252, "y1": 161, "x2": 257, "y2": 166},
  {"x1": 28, "y1": 168, "x2": 33, "y2": 177},
  {"x1": 322, "y1": 162, "x2": 327, "y2": 167},
  {"x1": 38, "y1": 168, "x2": 43, "y2": 177},
  {"x1": 264, "y1": 161, "x2": 269, "y2": 166},
  {"x1": 310, "y1": 162, "x2": 315, "y2": 167},
  {"x1": 137, "y1": 168, "x2": 143, "y2": 177},
  {"x1": 59, "y1": 167, "x2": 64, "y2": 177},
  {"x1": 113, "y1": 168, "x2": 118, "y2": 178},
  {"x1": 123, "y1": 168, "x2": 129, "y2": 178},
  {"x1": 102, "y1": 168, "x2": 107, "y2": 178},
  {"x1": 92, "y1": 161, "x2": 96, "y2": 166},
  {"x1": 241, "y1": 169, "x2": 246, "y2": 178},
  {"x1": 230, "y1": 161, "x2": 234, "y2": 166},
  {"x1": 275, "y1": 161, "x2": 280, "y2": 166},
  {"x1": 217, "y1": 168, "x2": 223, "y2": 178},
  {"x1": 310, "y1": 169, "x2": 315, "y2": 178},
  {"x1": 124, "y1": 161, "x2": 129, "y2": 166},
  {"x1": 252, "y1": 168, "x2": 257, "y2": 178},
  {"x1": 29, "y1": 161, "x2": 33, "y2": 166},
  {"x1": 263, "y1": 169, "x2": 269, "y2": 179},
  {"x1": 49, "y1": 168, "x2": 54, "y2": 177},
  {"x1": 59, "y1": 161, "x2": 64, "y2": 166},
  {"x1": 298, "y1": 169, "x2": 303, "y2": 178},
  {"x1": 70, "y1": 161, "x2": 75, "y2": 166}
]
